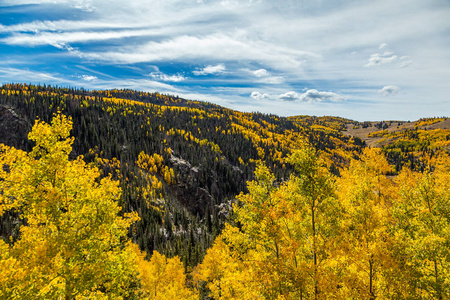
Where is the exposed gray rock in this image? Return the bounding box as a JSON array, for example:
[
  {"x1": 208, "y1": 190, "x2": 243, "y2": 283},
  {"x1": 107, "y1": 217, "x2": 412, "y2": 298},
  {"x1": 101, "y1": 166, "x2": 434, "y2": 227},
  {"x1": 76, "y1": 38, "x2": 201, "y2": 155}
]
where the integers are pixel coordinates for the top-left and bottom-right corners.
[
  {"x1": 0, "y1": 105, "x2": 31, "y2": 150},
  {"x1": 169, "y1": 153, "x2": 213, "y2": 216}
]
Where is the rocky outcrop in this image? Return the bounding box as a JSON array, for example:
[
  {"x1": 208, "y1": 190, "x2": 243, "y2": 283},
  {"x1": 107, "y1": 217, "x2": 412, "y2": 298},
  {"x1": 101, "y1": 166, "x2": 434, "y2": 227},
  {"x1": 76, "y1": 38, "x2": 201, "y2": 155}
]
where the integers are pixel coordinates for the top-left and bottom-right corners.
[
  {"x1": 0, "y1": 105, "x2": 31, "y2": 150},
  {"x1": 170, "y1": 153, "x2": 213, "y2": 216}
]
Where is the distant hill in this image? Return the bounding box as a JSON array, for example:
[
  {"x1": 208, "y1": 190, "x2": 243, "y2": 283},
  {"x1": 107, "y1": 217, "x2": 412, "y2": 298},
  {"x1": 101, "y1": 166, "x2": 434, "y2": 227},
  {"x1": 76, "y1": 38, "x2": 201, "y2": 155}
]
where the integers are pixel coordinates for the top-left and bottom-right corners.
[{"x1": 342, "y1": 118, "x2": 450, "y2": 171}]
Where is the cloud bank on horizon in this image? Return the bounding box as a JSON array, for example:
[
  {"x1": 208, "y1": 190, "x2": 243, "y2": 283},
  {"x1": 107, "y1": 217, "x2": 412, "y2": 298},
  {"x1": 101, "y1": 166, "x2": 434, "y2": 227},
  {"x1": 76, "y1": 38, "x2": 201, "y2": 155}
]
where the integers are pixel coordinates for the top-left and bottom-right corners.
[{"x1": 0, "y1": 0, "x2": 449, "y2": 121}]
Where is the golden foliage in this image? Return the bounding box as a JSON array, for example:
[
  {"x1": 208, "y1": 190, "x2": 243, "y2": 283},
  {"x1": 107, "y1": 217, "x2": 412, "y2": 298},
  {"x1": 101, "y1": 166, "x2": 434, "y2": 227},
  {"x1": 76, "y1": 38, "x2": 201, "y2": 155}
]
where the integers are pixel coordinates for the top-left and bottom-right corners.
[
  {"x1": 133, "y1": 245, "x2": 198, "y2": 300},
  {"x1": 0, "y1": 114, "x2": 140, "y2": 299},
  {"x1": 197, "y1": 145, "x2": 450, "y2": 300},
  {"x1": 0, "y1": 114, "x2": 196, "y2": 300}
]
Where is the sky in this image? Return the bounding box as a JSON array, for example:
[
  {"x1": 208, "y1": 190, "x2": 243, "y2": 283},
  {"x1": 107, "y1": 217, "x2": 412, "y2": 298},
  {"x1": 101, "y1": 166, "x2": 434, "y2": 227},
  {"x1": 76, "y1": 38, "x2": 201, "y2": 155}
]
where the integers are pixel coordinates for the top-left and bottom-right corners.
[{"x1": 0, "y1": 0, "x2": 449, "y2": 121}]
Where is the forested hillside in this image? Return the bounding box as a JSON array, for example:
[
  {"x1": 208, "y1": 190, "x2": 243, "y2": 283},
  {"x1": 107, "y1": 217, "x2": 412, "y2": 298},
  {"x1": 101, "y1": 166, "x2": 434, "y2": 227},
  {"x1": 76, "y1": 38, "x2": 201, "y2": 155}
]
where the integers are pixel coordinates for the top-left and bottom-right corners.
[
  {"x1": 0, "y1": 83, "x2": 364, "y2": 266},
  {"x1": 1, "y1": 83, "x2": 449, "y2": 299}
]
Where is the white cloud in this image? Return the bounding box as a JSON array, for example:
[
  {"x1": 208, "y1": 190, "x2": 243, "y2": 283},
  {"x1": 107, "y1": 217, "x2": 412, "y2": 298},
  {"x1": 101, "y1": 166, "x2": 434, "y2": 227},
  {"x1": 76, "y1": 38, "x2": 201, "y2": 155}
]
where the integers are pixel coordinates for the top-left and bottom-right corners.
[
  {"x1": 299, "y1": 89, "x2": 347, "y2": 102},
  {"x1": 1, "y1": 0, "x2": 69, "y2": 5},
  {"x1": 71, "y1": 33, "x2": 317, "y2": 70},
  {"x1": 1, "y1": 29, "x2": 161, "y2": 46},
  {"x1": 398, "y1": 56, "x2": 412, "y2": 68},
  {"x1": 0, "y1": 67, "x2": 65, "y2": 83},
  {"x1": 278, "y1": 91, "x2": 299, "y2": 101},
  {"x1": 193, "y1": 64, "x2": 226, "y2": 75},
  {"x1": 73, "y1": 0, "x2": 95, "y2": 12},
  {"x1": 379, "y1": 43, "x2": 388, "y2": 50},
  {"x1": 365, "y1": 53, "x2": 398, "y2": 67},
  {"x1": 78, "y1": 74, "x2": 97, "y2": 81},
  {"x1": 0, "y1": 0, "x2": 96, "y2": 11},
  {"x1": 251, "y1": 68, "x2": 283, "y2": 84},
  {"x1": 277, "y1": 90, "x2": 347, "y2": 102},
  {"x1": 259, "y1": 76, "x2": 283, "y2": 84},
  {"x1": 220, "y1": 0, "x2": 239, "y2": 7},
  {"x1": 0, "y1": 20, "x2": 141, "y2": 33},
  {"x1": 378, "y1": 85, "x2": 400, "y2": 96},
  {"x1": 253, "y1": 68, "x2": 269, "y2": 77},
  {"x1": 149, "y1": 72, "x2": 186, "y2": 82},
  {"x1": 250, "y1": 91, "x2": 270, "y2": 100},
  {"x1": 1, "y1": 0, "x2": 449, "y2": 121},
  {"x1": 364, "y1": 43, "x2": 413, "y2": 68}
]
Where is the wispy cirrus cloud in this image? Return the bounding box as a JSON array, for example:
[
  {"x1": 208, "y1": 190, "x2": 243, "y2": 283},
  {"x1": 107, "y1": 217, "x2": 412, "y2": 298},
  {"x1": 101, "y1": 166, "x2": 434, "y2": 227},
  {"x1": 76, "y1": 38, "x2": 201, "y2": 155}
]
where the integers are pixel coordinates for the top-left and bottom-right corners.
[
  {"x1": 1, "y1": 29, "x2": 163, "y2": 46},
  {"x1": 83, "y1": 33, "x2": 317, "y2": 70},
  {"x1": 1, "y1": 0, "x2": 95, "y2": 9},
  {"x1": 0, "y1": 20, "x2": 145, "y2": 33},
  {"x1": 0, "y1": 0, "x2": 70, "y2": 5},
  {"x1": 0, "y1": 67, "x2": 74, "y2": 84},
  {"x1": 0, "y1": 0, "x2": 449, "y2": 121}
]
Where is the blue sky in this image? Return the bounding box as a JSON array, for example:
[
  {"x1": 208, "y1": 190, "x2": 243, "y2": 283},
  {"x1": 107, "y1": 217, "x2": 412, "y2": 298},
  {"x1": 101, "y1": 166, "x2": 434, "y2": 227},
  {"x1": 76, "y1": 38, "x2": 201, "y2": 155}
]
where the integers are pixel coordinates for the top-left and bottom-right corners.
[{"x1": 0, "y1": 0, "x2": 449, "y2": 121}]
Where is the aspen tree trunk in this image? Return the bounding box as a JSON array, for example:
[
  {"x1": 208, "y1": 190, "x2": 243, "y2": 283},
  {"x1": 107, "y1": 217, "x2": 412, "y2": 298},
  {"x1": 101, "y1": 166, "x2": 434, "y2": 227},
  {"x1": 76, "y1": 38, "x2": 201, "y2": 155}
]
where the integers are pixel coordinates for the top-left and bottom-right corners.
[
  {"x1": 369, "y1": 257, "x2": 375, "y2": 300},
  {"x1": 434, "y1": 259, "x2": 442, "y2": 300},
  {"x1": 65, "y1": 282, "x2": 73, "y2": 300},
  {"x1": 312, "y1": 200, "x2": 318, "y2": 300}
]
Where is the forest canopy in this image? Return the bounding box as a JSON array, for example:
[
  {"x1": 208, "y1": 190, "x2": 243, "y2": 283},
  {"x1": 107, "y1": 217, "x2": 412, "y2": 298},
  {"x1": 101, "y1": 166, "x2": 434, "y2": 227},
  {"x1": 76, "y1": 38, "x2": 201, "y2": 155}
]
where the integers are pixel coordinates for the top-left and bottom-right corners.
[{"x1": 195, "y1": 146, "x2": 450, "y2": 299}]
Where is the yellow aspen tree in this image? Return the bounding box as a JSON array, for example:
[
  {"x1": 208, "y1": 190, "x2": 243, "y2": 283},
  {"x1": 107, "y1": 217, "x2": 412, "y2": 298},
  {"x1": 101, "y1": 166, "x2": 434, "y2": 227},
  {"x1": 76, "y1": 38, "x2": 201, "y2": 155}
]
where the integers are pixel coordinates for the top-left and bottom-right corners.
[
  {"x1": 197, "y1": 163, "x2": 295, "y2": 299},
  {"x1": 194, "y1": 224, "x2": 259, "y2": 300},
  {"x1": 197, "y1": 143, "x2": 340, "y2": 300},
  {"x1": 0, "y1": 114, "x2": 140, "y2": 299},
  {"x1": 393, "y1": 153, "x2": 450, "y2": 299},
  {"x1": 133, "y1": 245, "x2": 198, "y2": 300},
  {"x1": 287, "y1": 143, "x2": 341, "y2": 299},
  {"x1": 336, "y1": 148, "x2": 396, "y2": 299},
  {"x1": 234, "y1": 163, "x2": 307, "y2": 299}
]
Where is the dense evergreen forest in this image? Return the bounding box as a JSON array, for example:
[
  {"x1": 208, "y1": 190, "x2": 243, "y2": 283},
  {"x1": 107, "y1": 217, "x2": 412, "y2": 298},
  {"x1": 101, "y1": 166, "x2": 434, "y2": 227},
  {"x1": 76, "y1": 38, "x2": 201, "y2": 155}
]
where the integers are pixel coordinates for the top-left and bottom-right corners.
[{"x1": 1, "y1": 83, "x2": 449, "y2": 299}]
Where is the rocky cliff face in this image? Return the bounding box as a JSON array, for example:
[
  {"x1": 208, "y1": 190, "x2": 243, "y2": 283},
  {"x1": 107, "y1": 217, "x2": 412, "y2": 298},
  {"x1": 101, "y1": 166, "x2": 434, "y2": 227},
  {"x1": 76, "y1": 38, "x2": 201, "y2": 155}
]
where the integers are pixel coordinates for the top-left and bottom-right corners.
[
  {"x1": 0, "y1": 105, "x2": 31, "y2": 150},
  {"x1": 170, "y1": 154, "x2": 213, "y2": 216}
]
